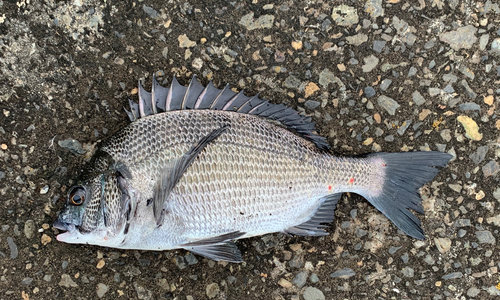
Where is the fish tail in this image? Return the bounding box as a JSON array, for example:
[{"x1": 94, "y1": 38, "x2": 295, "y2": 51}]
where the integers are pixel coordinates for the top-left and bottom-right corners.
[{"x1": 362, "y1": 151, "x2": 452, "y2": 239}]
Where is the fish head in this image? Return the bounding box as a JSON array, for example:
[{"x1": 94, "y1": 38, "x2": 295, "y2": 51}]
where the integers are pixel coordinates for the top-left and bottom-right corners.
[{"x1": 54, "y1": 168, "x2": 128, "y2": 246}]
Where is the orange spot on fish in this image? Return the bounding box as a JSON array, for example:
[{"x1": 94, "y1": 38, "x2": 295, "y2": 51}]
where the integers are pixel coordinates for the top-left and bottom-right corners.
[
  {"x1": 349, "y1": 178, "x2": 355, "y2": 184},
  {"x1": 328, "y1": 185, "x2": 332, "y2": 191},
  {"x1": 382, "y1": 163, "x2": 387, "y2": 167}
]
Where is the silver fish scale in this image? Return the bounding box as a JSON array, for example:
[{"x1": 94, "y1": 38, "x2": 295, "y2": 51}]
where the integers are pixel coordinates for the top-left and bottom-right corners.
[{"x1": 98, "y1": 109, "x2": 379, "y2": 247}]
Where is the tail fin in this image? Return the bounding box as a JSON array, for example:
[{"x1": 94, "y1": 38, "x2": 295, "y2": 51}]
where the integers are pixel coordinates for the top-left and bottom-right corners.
[{"x1": 364, "y1": 152, "x2": 452, "y2": 239}]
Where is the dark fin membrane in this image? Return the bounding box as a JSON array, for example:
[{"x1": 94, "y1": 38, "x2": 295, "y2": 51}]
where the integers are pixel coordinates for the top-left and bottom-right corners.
[
  {"x1": 364, "y1": 152, "x2": 453, "y2": 240},
  {"x1": 181, "y1": 231, "x2": 245, "y2": 263},
  {"x1": 138, "y1": 81, "x2": 153, "y2": 117},
  {"x1": 125, "y1": 97, "x2": 140, "y2": 122},
  {"x1": 166, "y1": 76, "x2": 188, "y2": 111},
  {"x1": 286, "y1": 193, "x2": 342, "y2": 236},
  {"x1": 153, "y1": 125, "x2": 230, "y2": 226},
  {"x1": 196, "y1": 81, "x2": 222, "y2": 109},
  {"x1": 184, "y1": 241, "x2": 242, "y2": 263},
  {"x1": 127, "y1": 75, "x2": 329, "y2": 150},
  {"x1": 183, "y1": 75, "x2": 205, "y2": 109},
  {"x1": 152, "y1": 75, "x2": 169, "y2": 112}
]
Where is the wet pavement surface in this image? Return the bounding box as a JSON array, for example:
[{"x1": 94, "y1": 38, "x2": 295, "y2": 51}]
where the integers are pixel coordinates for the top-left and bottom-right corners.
[{"x1": 1, "y1": 0, "x2": 500, "y2": 299}]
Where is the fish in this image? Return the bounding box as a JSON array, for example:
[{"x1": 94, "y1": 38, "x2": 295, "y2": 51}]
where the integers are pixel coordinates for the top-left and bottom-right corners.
[{"x1": 53, "y1": 75, "x2": 452, "y2": 263}]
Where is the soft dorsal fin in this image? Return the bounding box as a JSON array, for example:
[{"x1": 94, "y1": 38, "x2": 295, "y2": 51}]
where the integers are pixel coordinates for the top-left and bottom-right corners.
[{"x1": 125, "y1": 75, "x2": 329, "y2": 150}]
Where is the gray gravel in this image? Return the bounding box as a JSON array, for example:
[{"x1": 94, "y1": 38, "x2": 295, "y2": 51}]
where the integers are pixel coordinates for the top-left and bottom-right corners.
[{"x1": 1, "y1": 0, "x2": 499, "y2": 299}]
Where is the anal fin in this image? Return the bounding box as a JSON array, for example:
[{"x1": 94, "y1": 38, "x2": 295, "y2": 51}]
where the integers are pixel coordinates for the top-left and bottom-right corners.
[{"x1": 286, "y1": 193, "x2": 342, "y2": 236}]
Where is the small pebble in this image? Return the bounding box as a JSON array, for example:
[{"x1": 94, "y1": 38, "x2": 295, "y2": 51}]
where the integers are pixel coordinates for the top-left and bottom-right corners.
[
  {"x1": 401, "y1": 267, "x2": 414, "y2": 277},
  {"x1": 457, "y1": 116, "x2": 482, "y2": 141},
  {"x1": 40, "y1": 185, "x2": 49, "y2": 194},
  {"x1": 380, "y1": 79, "x2": 392, "y2": 91},
  {"x1": 459, "y1": 102, "x2": 481, "y2": 111},
  {"x1": 400, "y1": 253, "x2": 409, "y2": 264},
  {"x1": 293, "y1": 271, "x2": 308, "y2": 288},
  {"x1": 476, "y1": 230, "x2": 496, "y2": 244},
  {"x1": 467, "y1": 287, "x2": 481, "y2": 297},
  {"x1": 309, "y1": 273, "x2": 319, "y2": 283},
  {"x1": 364, "y1": 87, "x2": 376, "y2": 97},
  {"x1": 412, "y1": 91, "x2": 426, "y2": 105},
  {"x1": 305, "y1": 100, "x2": 321, "y2": 110},
  {"x1": 59, "y1": 274, "x2": 78, "y2": 287},
  {"x1": 408, "y1": 67, "x2": 417, "y2": 77},
  {"x1": 442, "y1": 272, "x2": 463, "y2": 280},
  {"x1": 58, "y1": 139, "x2": 86, "y2": 155},
  {"x1": 24, "y1": 220, "x2": 35, "y2": 239},
  {"x1": 377, "y1": 95, "x2": 400, "y2": 115},
  {"x1": 397, "y1": 120, "x2": 412, "y2": 135},
  {"x1": 302, "y1": 287, "x2": 325, "y2": 300},
  {"x1": 469, "y1": 146, "x2": 489, "y2": 164},
  {"x1": 373, "y1": 40, "x2": 386, "y2": 53},
  {"x1": 206, "y1": 283, "x2": 219, "y2": 299},
  {"x1": 7, "y1": 237, "x2": 18, "y2": 259},
  {"x1": 362, "y1": 55, "x2": 379, "y2": 72},
  {"x1": 482, "y1": 160, "x2": 499, "y2": 178},
  {"x1": 435, "y1": 238, "x2": 452, "y2": 253},
  {"x1": 330, "y1": 268, "x2": 355, "y2": 278},
  {"x1": 96, "y1": 283, "x2": 109, "y2": 298}
]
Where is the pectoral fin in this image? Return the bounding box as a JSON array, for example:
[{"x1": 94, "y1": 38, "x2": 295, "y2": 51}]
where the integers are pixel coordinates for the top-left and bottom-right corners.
[{"x1": 152, "y1": 125, "x2": 230, "y2": 226}]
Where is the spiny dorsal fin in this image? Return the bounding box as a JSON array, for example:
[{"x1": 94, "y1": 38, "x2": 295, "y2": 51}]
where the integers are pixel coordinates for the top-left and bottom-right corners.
[{"x1": 127, "y1": 75, "x2": 329, "y2": 150}]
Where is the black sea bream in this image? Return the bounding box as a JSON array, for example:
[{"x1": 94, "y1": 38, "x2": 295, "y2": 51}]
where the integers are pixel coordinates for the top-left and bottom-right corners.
[{"x1": 54, "y1": 75, "x2": 452, "y2": 262}]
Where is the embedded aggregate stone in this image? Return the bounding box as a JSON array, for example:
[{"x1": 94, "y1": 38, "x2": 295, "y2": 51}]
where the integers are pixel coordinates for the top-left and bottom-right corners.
[
  {"x1": 7, "y1": 237, "x2": 18, "y2": 259},
  {"x1": 439, "y1": 25, "x2": 478, "y2": 50},
  {"x1": 475, "y1": 231, "x2": 495, "y2": 244},
  {"x1": 330, "y1": 268, "x2": 355, "y2": 278},
  {"x1": 377, "y1": 95, "x2": 400, "y2": 115},
  {"x1": 469, "y1": 146, "x2": 489, "y2": 164},
  {"x1": 412, "y1": 91, "x2": 425, "y2": 105},
  {"x1": 380, "y1": 79, "x2": 391, "y2": 91},
  {"x1": 459, "y1": 102, "x2": 481, "y2": 111},
  {"x1": 331, "y1": 5, "x2": 358, "y2": 27},
  {"x1": 364, "y1": 87, "x2": 376, "y2": 97},
  {"x1": 442, "y1": 272, "x2": 463, "y2": 280},
  {"x1": 362, "y1": 55, "x2": 379, "y2": 72},
  {"x1": 292, "y1": 271, "x2": 308, "y2": 288},
  {"x1": 58, "y1": 139, "x2": 86, "y2": 155},
  {"x1": 302, "y1": 287, "x2": 325, "y2": 300},
  {"x1": 305, "y1": 100, "x2": 321, "y2": 110},
  {"x1": 372, "y1": 40, "x2": 386, "y2": 53}
]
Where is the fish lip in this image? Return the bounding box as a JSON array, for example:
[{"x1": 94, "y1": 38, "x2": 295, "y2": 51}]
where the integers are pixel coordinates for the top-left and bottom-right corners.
[
  {"x1": 53, "y1": 220, "x2": 69, "y2": 231},
  {"x1": 53, "y1": 221, "x2": 80, "y2": 242}
]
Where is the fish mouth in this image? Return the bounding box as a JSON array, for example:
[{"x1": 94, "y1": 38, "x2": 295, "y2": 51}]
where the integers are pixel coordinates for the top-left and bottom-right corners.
[
  {"x1": 53, "y1": 220, "x2": 77, "y2": 242},
  {"x1": 53, "y1": 220, "x2": 70, "y2": 231}
]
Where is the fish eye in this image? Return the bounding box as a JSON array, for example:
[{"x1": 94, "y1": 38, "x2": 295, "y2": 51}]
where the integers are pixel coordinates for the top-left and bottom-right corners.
[{"x1": 69, "y1": 187, "x2": 86, "y2": 206}]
